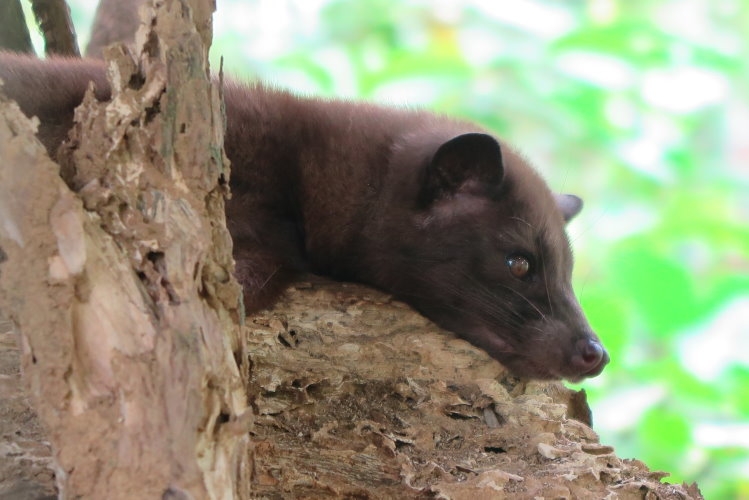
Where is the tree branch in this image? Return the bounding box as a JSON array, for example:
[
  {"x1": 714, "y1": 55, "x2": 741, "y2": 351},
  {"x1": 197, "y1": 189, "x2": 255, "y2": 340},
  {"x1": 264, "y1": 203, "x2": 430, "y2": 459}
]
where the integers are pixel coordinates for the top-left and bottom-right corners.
[
  {"x1": 245, "y1": 277, "x2": 704, "y2": 498},
  {"x1": 86, "y1": 0, "x2": 144, "y2": 58},
  {"x1": 30, "y1": 0, "x2": 80, "y2": 56},
  {"x1": 0, "y1": 0, "x2": 34, "y2": 54}
]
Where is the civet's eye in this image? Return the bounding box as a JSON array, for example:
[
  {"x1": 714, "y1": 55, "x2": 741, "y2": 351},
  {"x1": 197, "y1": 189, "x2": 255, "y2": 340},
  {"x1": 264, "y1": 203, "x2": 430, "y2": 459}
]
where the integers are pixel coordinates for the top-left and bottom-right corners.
[{"x1": 506, "y1": 255, "x2": 531, "y2": 279}]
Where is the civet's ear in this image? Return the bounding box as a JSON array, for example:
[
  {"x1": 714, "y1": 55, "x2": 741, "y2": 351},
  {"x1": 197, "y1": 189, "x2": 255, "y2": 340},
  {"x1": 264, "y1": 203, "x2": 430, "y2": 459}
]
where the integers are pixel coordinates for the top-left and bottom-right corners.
[
  {"x1": 554, "y1": 193, "x2": 583, "y2": 223},
  {"x1": 418, "y1": 133, "x2": 504, "y2": 206}
]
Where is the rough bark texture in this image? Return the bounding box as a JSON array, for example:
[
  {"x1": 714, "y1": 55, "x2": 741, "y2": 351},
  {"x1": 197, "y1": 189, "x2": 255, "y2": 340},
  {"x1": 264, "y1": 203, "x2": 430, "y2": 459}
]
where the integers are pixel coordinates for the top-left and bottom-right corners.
[
  {"x1": 30, "y1": 0, "x2": 81, "y2": 56},
  {"x1": 0, "y1": 318, "x2": 56, "y2": 500},
  {"x1": 246, "y1": 278, "x2": 703, "y2": 499},
  {"x1": 0, "y1": 278, "x2": 704, "y2": 498},
  {"x1": 0, "y1": 0, "x2": 250, "y2": 498}
]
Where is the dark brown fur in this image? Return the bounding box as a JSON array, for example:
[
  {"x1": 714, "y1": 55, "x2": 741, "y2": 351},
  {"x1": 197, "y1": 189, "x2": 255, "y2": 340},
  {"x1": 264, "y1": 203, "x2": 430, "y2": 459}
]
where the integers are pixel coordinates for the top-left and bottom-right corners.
[{"x1": 0, "y1": 52, "x2": 608, "y2": 380}]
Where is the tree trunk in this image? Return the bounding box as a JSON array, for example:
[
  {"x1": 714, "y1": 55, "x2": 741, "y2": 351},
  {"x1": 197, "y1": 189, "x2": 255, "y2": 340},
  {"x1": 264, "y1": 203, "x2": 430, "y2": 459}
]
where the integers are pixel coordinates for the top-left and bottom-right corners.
[{"x1": 0, "y1": 0, "x2": 250, "y2": 498}]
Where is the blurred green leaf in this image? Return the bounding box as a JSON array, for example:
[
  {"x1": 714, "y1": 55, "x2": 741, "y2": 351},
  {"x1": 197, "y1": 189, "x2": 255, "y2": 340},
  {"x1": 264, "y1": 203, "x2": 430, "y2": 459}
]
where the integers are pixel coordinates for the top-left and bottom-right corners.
[
  {"x1": 639, "y1": 406, "x2": 691, "y2": 477},
  {"x1": 552, "y1": 23, "x2": 674, "y2": 67},
  {"x1": 608, "y1": 240, "x2": 702, "y2": 336}
]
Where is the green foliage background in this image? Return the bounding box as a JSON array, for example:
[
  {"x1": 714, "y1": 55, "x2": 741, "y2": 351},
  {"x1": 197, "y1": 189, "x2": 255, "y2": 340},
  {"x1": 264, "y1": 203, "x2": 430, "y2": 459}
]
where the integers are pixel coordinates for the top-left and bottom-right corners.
[{"x1": 41, "y1": 0, "x2": 749, "y2": 498}]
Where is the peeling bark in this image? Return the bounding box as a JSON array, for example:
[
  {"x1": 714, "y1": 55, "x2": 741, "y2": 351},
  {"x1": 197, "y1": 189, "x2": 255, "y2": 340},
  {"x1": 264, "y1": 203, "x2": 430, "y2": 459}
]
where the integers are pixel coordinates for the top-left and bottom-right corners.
[
  {"x1": 0, "y1": 0, "x2": 250, "y2": 498},
  {"x1": 0, "y1": 276, "x2": 704, "y2": 498},
  {"x1": 244, "y1": 277, "x2": 704, "y2": 499}
]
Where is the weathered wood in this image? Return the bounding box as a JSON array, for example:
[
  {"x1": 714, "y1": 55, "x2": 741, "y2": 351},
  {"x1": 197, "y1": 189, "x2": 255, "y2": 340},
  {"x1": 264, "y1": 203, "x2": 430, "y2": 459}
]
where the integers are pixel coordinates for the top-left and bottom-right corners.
[
  {"x1": 245, "y1": 277, "x2": 704, "y2": 499},
  {"x1": 0, "y1": 275, "x2": 706, "y2": 498},
  {"x1": 0, "y1": 0, "x2": 250, "y2": 497},
  {"x1": 0, "y1": 319, "x2": 56, "y2": 499}
]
